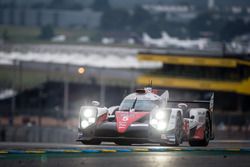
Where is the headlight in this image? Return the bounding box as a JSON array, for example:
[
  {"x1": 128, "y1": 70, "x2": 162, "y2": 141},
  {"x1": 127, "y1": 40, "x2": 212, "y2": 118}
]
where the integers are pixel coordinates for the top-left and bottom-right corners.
[
  {"x1": 150, "y1": 110, "x2": 168, "y2": 131},
  {"x1": 83, "y1": 109, "x2": 93, "y2": 118},
  {"x1": 88, "y1": 117, "x2": 96, "y2": 124},
  {"x1": 80, "y1": 107, "x2": 97, "y2": 129},
  {"x1": 150, "y1": 119, "x2": 158, "y2": 125},
  {"x1": 81, "y1": 120, "x2": 90, "y2": 129},
  {"x1": 157, "y1": 121, "x2": 167, "y2": 131},
  {"x1": 155, "y1": 111, "x2": 165, "y2": 120}
]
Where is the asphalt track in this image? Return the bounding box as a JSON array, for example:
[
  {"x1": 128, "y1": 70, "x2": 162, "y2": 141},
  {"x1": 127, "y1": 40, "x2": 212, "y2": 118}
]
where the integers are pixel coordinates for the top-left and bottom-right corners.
[{"x1": 0, "y1": 141, "x2": 250, "y2": 167}]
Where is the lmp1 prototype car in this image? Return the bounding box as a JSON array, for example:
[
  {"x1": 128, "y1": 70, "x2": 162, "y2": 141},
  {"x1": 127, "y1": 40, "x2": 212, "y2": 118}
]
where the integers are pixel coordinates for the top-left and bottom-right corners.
[{"x1": 77, "y1": 87, "x2": 214, "y2": 146}]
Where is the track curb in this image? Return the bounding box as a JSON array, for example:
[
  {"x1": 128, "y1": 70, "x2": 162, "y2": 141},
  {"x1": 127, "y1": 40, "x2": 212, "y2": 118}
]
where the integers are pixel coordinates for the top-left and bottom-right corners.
[{"x1": 1, "y1": 147, "x2": 250, "y2": 155}]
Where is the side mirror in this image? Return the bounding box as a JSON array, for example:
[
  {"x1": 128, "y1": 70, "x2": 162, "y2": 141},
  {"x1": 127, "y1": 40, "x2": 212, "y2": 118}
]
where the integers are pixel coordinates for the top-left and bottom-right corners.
[
  {"x1": 190, "y1": 115, "x2": 195, "y2": 119},
  {"x1": 178, "y1": 103, "x2": 188, "y2": 110},
  {"x1": 92, "y1": 101, "x2": 100, "y2": 107}
]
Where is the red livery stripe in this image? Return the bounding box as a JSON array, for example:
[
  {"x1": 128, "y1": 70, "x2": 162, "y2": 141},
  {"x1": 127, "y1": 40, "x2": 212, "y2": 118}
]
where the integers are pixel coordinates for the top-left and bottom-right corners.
[{"x1": 115, "y1": 111, "x2": 149, "y2": 133}]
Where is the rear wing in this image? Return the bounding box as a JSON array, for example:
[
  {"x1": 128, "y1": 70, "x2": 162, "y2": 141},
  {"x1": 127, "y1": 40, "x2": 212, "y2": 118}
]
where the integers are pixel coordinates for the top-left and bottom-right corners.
[{"x1": 168, "y1": 93, "x2": 214, "y2": 112}]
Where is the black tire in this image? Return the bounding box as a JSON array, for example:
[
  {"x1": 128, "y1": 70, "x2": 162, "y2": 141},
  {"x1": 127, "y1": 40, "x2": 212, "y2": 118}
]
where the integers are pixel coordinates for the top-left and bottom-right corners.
[
  {"x1": 189, "y1": 114, "x2": 210, "y2": 147},
  {"x1": 160, "y1": 112, "x2": 183, "y2": 146},
  {"x1": 81, "y1": 139, "x2": 101, "y2": 145},
  {"x1": 114, "y1": 141, "x2": 131, "y2": 146}
]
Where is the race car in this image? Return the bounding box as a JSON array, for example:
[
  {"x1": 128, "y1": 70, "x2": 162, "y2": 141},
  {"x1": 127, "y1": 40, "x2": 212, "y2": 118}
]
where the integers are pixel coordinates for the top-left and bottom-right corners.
[{"x1": 77, "y1": 87, "x2": 214, "y2": 146}]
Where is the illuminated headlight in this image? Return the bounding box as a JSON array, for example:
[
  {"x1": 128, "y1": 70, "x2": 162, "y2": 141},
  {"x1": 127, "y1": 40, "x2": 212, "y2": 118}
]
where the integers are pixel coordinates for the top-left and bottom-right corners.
[
  {"x1": 155, "y1": 111, "x2": 165, "y2": 120},
  {"x1": 81, "y1": 120, "x2": 90, "y2": 129},
  {"x1": 88, "y1": 117, "x2": 96, "y2": 124},
  {"x1": 157, "y1": 121, "x2": 167, "y2": 131},
  {"x1": 80, "y1": 107, "x2": 97, "y2": 129},
  {"x1": 150, "y1": 110, "x2": 168, "y2": 131},
  {"x1": 83, "y1": 109, "x2": 93, "y2": 118},
  {"x1": 150, "y1": 119, "x2": 158, "y2": 125}
]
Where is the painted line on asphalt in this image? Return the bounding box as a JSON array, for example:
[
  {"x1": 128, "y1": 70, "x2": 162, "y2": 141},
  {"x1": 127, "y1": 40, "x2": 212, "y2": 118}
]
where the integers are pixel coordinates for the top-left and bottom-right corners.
[
  {"x1": 7, "y1": 150, "x2": 26, "y2": 154},
  {"x1": 116, "y1": 149, "x2": 132, "y2": 152},
  {"x1": 169, "y1": 148, "x2": 183, "y2": 151},
  {"x1": 148, "y1": 148, "x2": 167, "y2": 152},
  {"x1": 25, "y1": 150, "x2": 45, "y2": 154},
  {"x1": 101, "y1": 149, "x2": 117, "y2": 153},
  {"x1": 81, "y1": 149, "x2": 101, "y2": 153},
  {"x1": 0, "y1": 150, "x2": 8, "y2": 154},
  {"x1": 63, "y1": 150, "x2": 81, "y2": 153},
  {"x1": 46, "y1": 149, "x2": 65, "y2": 153},
  {"x1": 133, "y1": 148, "x2": 149, "y2": 152},
  {"x1": 1, "y1": 147, "x2": 250, "y2": 155}
]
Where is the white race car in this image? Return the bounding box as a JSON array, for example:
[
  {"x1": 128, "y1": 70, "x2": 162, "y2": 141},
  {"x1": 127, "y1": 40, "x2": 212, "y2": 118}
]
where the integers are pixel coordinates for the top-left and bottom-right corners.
[{"x1": 77, "y1": 87, "x2": 214, "y2": 146}]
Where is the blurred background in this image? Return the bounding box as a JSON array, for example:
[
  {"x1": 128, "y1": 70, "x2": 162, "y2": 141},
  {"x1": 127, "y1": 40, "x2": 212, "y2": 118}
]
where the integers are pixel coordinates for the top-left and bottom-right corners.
[{"x1": 0, "y1": 0, "x2": 250, "y2": 143}]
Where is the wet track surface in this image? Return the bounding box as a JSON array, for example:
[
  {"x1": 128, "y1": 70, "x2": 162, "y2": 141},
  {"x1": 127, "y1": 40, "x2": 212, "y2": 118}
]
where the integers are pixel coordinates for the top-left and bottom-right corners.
[{"x1": 0, "y1": 141, "x2": 250, "y2": 167}]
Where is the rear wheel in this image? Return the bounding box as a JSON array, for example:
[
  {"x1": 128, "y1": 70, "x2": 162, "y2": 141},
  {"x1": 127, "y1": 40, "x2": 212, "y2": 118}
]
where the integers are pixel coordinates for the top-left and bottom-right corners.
[
  {"x1": 189, "y1": 114, "x2": 210, "y2": 147},
  {"x1": 81, "y1": 139, "x2": 101, "y2": 145}
]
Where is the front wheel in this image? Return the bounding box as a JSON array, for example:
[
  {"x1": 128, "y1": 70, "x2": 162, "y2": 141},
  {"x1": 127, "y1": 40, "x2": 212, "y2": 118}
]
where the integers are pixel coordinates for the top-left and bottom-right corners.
[
  {"x1": 189, "y1": 114, "x2": 210, "y2": 147},
  {"x1": 81, "y1": 139, "x2": 101, "y2": 145}
]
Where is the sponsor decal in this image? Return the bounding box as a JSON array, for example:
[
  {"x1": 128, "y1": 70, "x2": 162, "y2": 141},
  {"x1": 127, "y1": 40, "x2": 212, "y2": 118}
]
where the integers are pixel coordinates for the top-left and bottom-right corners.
[
  {"x1": 115, "y1": 111, "x2": 149, "y2": 133},
  {"x1": 198, "y1": 112, "x2": 205, "y2": 115}
]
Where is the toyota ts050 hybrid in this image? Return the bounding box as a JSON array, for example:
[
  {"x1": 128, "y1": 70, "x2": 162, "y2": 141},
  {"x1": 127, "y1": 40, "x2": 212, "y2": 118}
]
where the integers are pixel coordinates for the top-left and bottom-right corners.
[{"x1": 77, "y1": 87, "x2": 214, "y2": 146}]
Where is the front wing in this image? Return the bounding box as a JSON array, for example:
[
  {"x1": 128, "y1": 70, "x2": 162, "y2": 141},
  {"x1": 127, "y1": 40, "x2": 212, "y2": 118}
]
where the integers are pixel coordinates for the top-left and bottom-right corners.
[{"x1": 77, "y1": 122, "x2": 177, "y2": 144}]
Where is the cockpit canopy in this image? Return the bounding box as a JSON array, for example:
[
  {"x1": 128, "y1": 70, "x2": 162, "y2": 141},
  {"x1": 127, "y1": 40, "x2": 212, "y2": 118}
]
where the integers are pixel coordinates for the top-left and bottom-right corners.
[
  {"x1": 119, "y1": 88, "x2": 167, "y2": 112},
  {"x1": 119, "y1": 99, "x2": 160, "y2": 111}
]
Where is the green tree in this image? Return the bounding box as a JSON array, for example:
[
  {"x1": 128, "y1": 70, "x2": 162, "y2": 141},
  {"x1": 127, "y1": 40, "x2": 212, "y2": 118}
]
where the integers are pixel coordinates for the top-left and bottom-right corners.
[
  {"x1": 2, "y1": 29, "x2": 10, "y2": 42},
  {"x1": 39, "y1": 25, "x2": 54, "y2": 40}
]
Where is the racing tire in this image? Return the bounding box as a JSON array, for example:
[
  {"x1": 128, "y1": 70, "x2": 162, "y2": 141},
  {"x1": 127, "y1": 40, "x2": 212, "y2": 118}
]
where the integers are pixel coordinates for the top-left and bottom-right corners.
[
  {"x1": 189, "y1": 114, "x2": 210, "y2": 147},
  {"x1": 81, "y1": 139, "x2": 101, "y2": 145},
  {"x1": 114, "y1": 141, "x2": 131, "y2": 146}
]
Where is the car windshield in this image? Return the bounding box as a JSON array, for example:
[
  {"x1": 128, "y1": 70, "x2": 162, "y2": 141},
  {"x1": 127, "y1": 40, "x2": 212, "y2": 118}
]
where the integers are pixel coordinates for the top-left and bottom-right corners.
[{"x1": 119, "y1": 99, "x2": 159, "y2": 111}]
